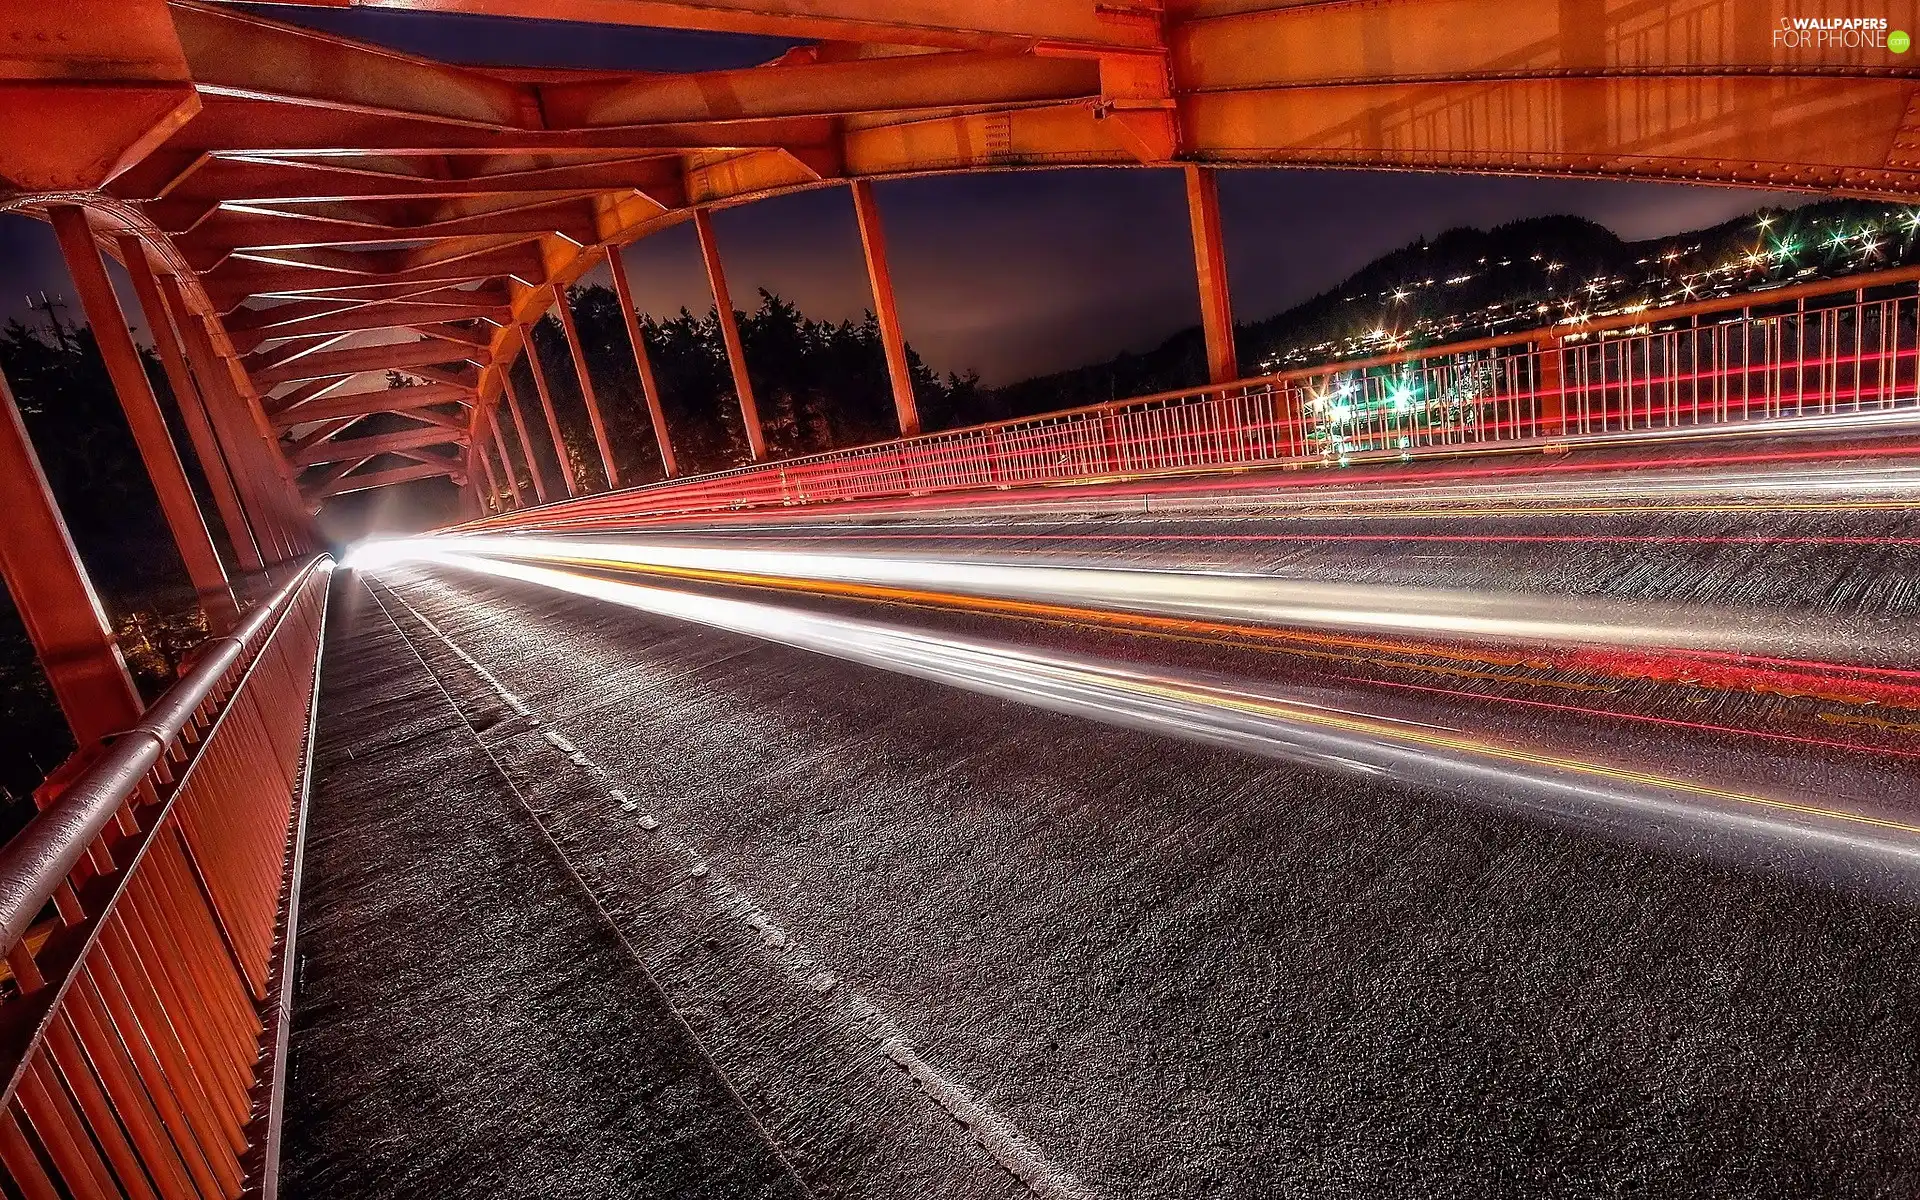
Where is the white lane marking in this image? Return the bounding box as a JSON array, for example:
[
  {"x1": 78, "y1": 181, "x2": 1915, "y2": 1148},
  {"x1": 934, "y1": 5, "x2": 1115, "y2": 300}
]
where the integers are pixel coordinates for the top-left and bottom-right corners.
[
  {"x1": 374, "y1": 571, "x2": 1098, "y2": 1200},
  {"x1": 378, "y1": 585, "x2": 532, "y2": 716}
]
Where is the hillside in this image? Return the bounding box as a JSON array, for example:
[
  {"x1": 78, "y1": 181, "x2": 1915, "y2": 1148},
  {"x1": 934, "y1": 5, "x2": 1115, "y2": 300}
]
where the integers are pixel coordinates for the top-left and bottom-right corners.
[{"x1": 984, "y1": 198, "x2": 1917, "y2": 422}]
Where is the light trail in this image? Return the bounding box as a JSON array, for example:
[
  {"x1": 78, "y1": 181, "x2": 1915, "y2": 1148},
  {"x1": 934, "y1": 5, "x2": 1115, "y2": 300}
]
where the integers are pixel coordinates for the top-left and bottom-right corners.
[
  {"x1": 385, "y1": 534, "x2": 1917, "y2": 671},
  {"x1": 465, "y1": 441, "x2": 1920, "y2": 534},
  {"x1": 678, "y1": 531, "x2": 1920, "y2": 549},
  {"x1": 376, "y1": 551, "x2": 1920, "y2": 893}
]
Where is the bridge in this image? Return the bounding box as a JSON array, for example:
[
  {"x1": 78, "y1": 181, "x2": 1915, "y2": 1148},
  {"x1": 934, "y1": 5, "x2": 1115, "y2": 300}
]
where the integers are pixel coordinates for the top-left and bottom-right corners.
[{"x1": 1, "y1": 2, "x2": 1918, "y2": 1197}]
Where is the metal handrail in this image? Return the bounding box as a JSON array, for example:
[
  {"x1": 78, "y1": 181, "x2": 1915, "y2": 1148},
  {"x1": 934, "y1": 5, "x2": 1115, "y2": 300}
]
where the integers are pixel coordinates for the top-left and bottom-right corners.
[
  {"x1": 455, "y1": 265, "x2": 1920, "y2": 532},
  {"x1": 0, "y1": 558, "x2": 330, "y2": 956},
  {"x1": 0, "y1": 554, "x2": 334, "y2": 1198}
]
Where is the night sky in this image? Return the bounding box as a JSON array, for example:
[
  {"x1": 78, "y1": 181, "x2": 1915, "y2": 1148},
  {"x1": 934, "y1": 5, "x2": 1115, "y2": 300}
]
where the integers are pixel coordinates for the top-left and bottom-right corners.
[{"x1": 0, "y1": 4, "x2": 1800, "y2": 386}]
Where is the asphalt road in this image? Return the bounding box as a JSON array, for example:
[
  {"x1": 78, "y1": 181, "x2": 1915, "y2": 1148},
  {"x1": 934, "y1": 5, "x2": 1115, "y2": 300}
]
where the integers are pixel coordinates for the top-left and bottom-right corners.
[{"x1": 290, "y1": 496, "x2": 1920, "y2": 1199}]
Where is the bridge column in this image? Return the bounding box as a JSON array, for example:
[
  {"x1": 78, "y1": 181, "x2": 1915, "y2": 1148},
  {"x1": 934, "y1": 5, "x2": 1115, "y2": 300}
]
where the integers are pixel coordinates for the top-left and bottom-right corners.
[
  {"x1": 850, "y1": 180, "x2": 921, "y2": 438},
  {"x1": 215, "y1": 346, "x2": 316, "y2": 556},
  {"x1": 552, "y1": 270, "x2": 621, "y2": 489},
  {"x1": 694, "y1": 209, "x2": 767, "y2": 461},
  {"x1": 49, "y1": 206, "x2": 238, "y2": 633},
  {"x1": 520, "y1": 324, "x2": 581, "y2": 497},
  {"x1": 488, "y1": 402, "x2": 525, "y2": 508},
  {"x1": 1183, "y1": 166, "x2": 1238, "y2": 386},
  {"x1": 605, "y1": 249, "x2": 677, "y2": 478},
  {"x1": 0, "y1": 363, "x2": 145, "y2": 746},
  {"x1": 117, "y1": 235, "x2": 263, "y2": 576},
  {"x1": 500, "y1": 371, "x2": 549, "y2": 504},
  {"x1": 1534, "y1": 335, "x2": 1569, "y2": 437},
  {"x1": 475, "y1": 436, "x2": 502, "y2": 512},
  {"x1": 164, "y1": 280, "x2": 298, "y2": 563}
]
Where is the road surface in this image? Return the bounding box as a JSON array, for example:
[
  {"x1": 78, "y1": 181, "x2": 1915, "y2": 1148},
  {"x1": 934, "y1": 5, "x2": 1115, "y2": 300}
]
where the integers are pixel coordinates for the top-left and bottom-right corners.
[{"x1": 286, "y1": 492, "x2": 1920, "y2": 1199}]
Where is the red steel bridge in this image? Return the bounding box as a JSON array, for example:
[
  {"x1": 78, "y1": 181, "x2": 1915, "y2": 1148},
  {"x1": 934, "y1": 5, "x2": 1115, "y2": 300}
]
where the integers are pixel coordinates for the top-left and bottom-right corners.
[{"x1": 1, "y1": 3, "x2": 1919, "y2": 1197}]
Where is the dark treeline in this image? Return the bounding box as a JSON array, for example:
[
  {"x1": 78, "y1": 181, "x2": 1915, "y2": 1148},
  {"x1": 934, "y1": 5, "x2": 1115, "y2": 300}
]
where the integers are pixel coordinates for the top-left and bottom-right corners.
[
  {"x1": 0, "y1": 316, "x2": 215, "y2": 819},
  {"x1": 993, "y1": 198, "x2": 1920, "y2": 416},
  {"x1": 505, "y1": 286, "x2": 993, "y2": 490}
]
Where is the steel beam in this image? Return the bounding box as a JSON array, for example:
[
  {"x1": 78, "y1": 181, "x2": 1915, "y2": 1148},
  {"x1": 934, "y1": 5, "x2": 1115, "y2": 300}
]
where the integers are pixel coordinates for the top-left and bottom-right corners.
[
  {"x1": 315, "y1": 459, "x2": 459, "y2": 499},
  {"x1": 475, "y1": 433, "x2": 502, "y2": 511},
  {"x1": 0, "y1": 363, "x2": 145, "y2": 746},
  {"x1": 291, "y1": 424, "x2": 461, "y2": 467},
  {"x1": 251, "y1": 338, "x2": 484, "y2": 387},
  {"x1": 49, "y1": 207, "x2": 238, "y2": 633},
  {"x1": 231, "y1": 304, "x2": 507, "y2": 353},
  {"x1": 850, "y1": 180, "x2": 920, "y2": 438},
  {"x1": 487, "y1": 402, "x2": 525, "y2": 508},
  {"x1": 166, "y1": 278, "x2": 300, "y2": 564},
  {"x1": 207, "y1": 0, "x2": 1164, "y2": 53},
  {"x1": 540, "y1": 52, "x2": 1102, "y2": 130},
  {"x1": 1183, "y1": 166, "x2": 1238, "y2": 387},
  {"x1": 605, "y1": 248, "x2": 675, "y2": 478},
  {"x1": 225, "y1": 289, "x2": 509, "y2": 333},
  {"x1": 551, "y1": 269, "x2": 621, "y2": 489},
  {"x1": 0, "y1": 0, "x2": 200, "y2": 193},
  {"x1": 121, "y1": 237, "x2": 265, "y2": 575},
  {"x1": 520, "y1": 324, "x2": 581, "y2": 497},
  {"x1": 500, "y1": 371, "x2": 549, "y2": 505},
  {"x1": 694, "y1": 209, "x2": 766, "y2": 462},
  {"x1": 271, "y1": 382, "x2": 473, "y2": 428}
]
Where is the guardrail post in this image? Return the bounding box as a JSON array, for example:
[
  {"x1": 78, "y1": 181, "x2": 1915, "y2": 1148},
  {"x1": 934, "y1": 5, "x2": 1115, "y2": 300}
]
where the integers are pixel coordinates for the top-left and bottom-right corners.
[
  {"x1": 0, "y1": 362, "x2": 146, "y2": 745},
  {"x1": 694, "y1": 208, "x2": 768, "y2": 461}
]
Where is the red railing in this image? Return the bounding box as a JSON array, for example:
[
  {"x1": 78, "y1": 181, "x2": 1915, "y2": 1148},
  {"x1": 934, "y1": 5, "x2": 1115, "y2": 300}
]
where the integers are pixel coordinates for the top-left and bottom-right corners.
[
  {"x1": 0, "y1": 557, "x2": 333, "y2": 1200},
  {"x1": 460, "y1": 268, "x2": 1920, "y2": 533}
]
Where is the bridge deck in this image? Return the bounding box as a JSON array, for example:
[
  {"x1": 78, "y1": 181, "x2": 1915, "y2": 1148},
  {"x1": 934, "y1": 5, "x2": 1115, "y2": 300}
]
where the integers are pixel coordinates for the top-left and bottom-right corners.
[{"x1": 285, "y1": 500, "x2": 1920, "y2": 1199}]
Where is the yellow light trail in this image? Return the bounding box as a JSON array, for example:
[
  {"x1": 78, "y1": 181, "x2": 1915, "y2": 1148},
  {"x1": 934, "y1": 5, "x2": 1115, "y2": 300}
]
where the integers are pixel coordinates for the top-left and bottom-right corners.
[{"x1": 360, "y1": 548, "x2": 1920, "y2": 892}]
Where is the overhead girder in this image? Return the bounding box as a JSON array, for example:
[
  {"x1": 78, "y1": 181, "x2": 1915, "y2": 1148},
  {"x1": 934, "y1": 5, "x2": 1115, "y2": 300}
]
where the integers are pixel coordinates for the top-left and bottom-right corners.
[
  {"x1": 207, "y1": 251, "x2": 545, "y2": 310},
  {"x1": 401, "y1": 406, "x2": 475, "y2": 433},
  {"x1": 1180, "y1": 76, "x2": 1920, "y2": 195},
  {"x1": 290, "y1": 422, "x2": 464, "y2": 467},
  {"x1": 178, "y1": 200, "x2": 603, "y2": 270},
  {"x1": 271, "y1": 382, "x2": 475, "y2": 428},
  {"x1": 537, "y1": 51, "x2": 1102, "y2": 129},
  {"x1": 232, "y1": 304, "x2": 507, "y2": 352},
  {"x1": 251, "y1": 337, "x2": 487, "y2": 387},
  {"x1": 143, "y1": 96, "x2": 844, "y2": 158},
  {"x1": 140, "y1": 156, "x2": 687, "y2": 208},
  {"x1": 172, "y1": 2, "x2": 538, "y2": 128},
  {"x1": 226, "y1": 288, "x2": 512, "y2": 333},
  {"x1": 0, "y1": 0, "x2": 200, "y2": 192},
  {"x1": 310, "y1": 459, "x2": 465, "y2": 500},
  {"x1": 194, "y1": 0, "x2": 1168, "y2": 55}
]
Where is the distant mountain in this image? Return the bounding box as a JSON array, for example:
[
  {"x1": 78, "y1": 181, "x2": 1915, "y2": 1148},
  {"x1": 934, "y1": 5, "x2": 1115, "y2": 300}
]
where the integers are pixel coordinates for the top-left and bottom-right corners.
[{"x1": 983, "y1": 198, "x2": 1918, "y2": 422}]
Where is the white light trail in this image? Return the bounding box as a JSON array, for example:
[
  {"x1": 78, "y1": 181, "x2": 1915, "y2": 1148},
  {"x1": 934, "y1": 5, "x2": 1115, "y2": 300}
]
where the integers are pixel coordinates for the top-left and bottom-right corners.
[
  {"x1": 370, "y1": 535, "x2": 1912, "y2": 669},
  {"x1": 380, "y1": 552, "x2": 1920, "y2": 893}
]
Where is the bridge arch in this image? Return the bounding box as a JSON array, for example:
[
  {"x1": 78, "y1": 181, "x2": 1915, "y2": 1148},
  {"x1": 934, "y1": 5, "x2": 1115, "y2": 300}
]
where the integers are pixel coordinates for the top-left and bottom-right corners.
[{"x1": 1, "y1": 0, "x2": 1913, "y2": 522}]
